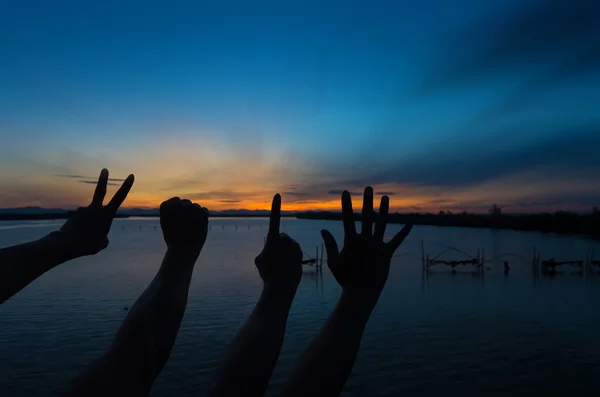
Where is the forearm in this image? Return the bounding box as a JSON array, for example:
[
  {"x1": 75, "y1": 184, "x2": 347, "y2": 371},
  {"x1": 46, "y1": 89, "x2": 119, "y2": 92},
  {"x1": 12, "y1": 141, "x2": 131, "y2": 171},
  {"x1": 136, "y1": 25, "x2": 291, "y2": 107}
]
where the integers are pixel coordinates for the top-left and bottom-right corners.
[
  {"x1": 210, "y1": 283, "x2": 297, "y2": 397},
  {"x1": 67, "y1": 248, "x2": 198, "y2": 396},
  {"x1": 283, "y1": 291, "x2": 379, "y2": 397},
  {"x1": 112, "y1": 249, "x2": 196, "y2": 377},
  {"x1": 0, "y1": 232, "x2": 75, "y2": 304}
]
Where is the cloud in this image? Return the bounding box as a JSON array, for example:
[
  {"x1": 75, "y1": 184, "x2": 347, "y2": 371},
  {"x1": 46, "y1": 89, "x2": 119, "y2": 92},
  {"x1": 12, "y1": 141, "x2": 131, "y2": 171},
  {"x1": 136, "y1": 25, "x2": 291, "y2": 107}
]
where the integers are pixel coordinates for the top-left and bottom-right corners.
[
  {"x1": 377, "y1": 191, "x2": 395, "y2": 196},
  {"x1": 327, "y1": 190, "x2": 362, "y2": 196},
  {"x1": 54, "y1": 174, "x2": 86, "y2": 179},
  {"x1": 410, "y1": 0, "x2": 600, "y2": 128},
  {"x1": 284, "y1": 191, "x2": 310, "y2": 196},
  {"x1": 352, "y1": 127, "x2": 600, "y2": 189},
  {"x1": 219, "y1": 199, "x2": 241, "y2": 203},
  {"x1": 55, "y1": 174, "x2": 126, "y2": 182},
  {"x1": 429, "y1": 198, "x2": 456, "y2": 205},
  {"x1": 187, "y1": 190, "x2": 261, "y2": 201},
  {"x1": 415, "y1": 0, "x2": 600, "y2": 96},
  {"x1": 78, "y1": 180, "x2": 120, "y2": 186}
]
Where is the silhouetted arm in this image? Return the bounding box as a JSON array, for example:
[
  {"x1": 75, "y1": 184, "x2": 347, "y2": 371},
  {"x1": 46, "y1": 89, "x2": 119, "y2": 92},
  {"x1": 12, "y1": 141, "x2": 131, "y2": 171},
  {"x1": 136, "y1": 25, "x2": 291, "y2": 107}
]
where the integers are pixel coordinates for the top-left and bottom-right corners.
[
  {"x1": 209, "y1": 283, "x2": 297, "y2": 397},
  {"x1": 281, "y1": 291, "x2": 378, "y2": 397},
  {"x1": 209, "y1": 194, "x2": 302, "y2": 397},
  {"x1": 66, "y1": 247, "x2": 198, "y2": 397},
  {"x1": 283, "y1": 187, "x2": 412, "y2": 397},
  {"x1": 0, "y1": 232, "x2": 76, "y2": 304},
  {"x1": 0, "y1": 169, "x2": 135, "y2": 305}
]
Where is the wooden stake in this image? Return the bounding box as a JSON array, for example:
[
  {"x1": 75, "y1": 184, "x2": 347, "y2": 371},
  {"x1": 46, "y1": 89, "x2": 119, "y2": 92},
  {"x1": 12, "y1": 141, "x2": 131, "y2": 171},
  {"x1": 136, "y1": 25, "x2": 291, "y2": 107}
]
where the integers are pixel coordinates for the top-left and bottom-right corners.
[{"x1": 316, "y1": 246, "x2": 319, "y2": 268}]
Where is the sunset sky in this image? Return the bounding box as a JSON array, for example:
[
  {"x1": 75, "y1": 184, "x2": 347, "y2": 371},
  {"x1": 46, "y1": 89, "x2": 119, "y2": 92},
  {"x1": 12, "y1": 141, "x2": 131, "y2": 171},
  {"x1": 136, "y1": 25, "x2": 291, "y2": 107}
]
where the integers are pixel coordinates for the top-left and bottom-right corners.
[{"x1": 1, "y1": 0, "x2": 599, "y2": 213}]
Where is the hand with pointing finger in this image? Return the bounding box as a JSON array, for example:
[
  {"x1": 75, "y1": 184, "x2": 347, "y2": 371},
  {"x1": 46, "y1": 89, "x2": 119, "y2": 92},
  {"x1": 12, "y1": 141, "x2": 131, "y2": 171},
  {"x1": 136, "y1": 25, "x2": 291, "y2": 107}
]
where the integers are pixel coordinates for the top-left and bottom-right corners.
[
  {"x1": 255, "y1": 194, "x2": 303, "y2": 290},
  {"x1": 57, "y1": 168, "x2": 135, "y2": 258},
  {"x1": 209, "y1": 194, "x2": 302, "y2": 397},
  {"x1": 321, "y1": 187, "x2": 413, "y2": 299}
]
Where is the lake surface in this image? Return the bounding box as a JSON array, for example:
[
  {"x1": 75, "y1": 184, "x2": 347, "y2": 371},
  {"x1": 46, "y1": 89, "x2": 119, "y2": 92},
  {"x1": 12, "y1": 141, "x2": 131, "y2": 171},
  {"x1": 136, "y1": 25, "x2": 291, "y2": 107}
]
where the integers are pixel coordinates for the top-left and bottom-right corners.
[{"x1": 2, "y1": 218, "x2": 600, "y2": 396}]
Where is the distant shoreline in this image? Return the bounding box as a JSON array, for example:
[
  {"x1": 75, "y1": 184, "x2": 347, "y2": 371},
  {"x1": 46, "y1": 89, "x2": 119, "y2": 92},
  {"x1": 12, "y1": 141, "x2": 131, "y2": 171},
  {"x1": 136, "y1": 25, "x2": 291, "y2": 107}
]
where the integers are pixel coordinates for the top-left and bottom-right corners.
[
  {"x1": 295, "y1": 211, "x2": 600, "y2": 238},
  {"x1": 2, "y1": 211, "x2": 598, "y2": 238},
  {"x1": 0, "y1": 213, "x2": 294, "y2": 221}
]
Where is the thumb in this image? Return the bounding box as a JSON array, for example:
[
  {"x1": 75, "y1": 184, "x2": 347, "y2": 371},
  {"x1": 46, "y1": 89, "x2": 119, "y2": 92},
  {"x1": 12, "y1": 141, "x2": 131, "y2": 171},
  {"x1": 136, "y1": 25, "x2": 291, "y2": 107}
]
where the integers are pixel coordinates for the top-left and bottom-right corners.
[{"x1": 320, "y1": 229, "x2": 339, "y2": 264}]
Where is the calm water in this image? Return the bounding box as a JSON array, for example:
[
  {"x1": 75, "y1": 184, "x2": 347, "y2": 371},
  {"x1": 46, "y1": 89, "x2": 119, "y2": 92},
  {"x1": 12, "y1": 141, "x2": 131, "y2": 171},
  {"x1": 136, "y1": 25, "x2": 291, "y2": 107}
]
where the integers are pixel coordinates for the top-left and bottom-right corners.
[{"x1": 2, "y1": 218, "x2": 600, "y2": 396}]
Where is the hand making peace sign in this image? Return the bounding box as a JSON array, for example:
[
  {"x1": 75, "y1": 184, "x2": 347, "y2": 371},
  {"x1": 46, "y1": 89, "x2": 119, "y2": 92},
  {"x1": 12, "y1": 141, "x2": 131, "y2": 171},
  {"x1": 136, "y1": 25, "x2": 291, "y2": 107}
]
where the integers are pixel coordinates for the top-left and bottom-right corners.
[{"x1": 57, "y1": 168, "x2": 135, "y2": 258}]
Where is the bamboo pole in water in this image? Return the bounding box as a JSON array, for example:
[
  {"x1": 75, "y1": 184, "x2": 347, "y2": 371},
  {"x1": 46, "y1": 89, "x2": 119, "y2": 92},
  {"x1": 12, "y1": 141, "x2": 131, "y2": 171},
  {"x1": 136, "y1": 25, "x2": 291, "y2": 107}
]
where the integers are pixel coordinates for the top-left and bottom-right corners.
[
  {"x1": 533, "y1": 247, "x2": 537, "y2": 277},
  {"x1": 316, "y1": 246, "x2": 319, "y2": 269},
  {"x1": 585, "y1": 248, "x2": 590, "y2": 278},
  {"x1": 481, "y1": 249, "x2": 485, "y2": 271}
]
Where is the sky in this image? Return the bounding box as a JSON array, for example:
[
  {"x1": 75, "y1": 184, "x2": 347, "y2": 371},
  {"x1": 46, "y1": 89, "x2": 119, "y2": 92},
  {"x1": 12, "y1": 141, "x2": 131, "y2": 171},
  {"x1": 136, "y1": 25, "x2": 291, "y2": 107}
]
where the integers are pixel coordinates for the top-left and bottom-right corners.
[{"x1": 1, "y1": 0, "x2": 599, "y2": 213}]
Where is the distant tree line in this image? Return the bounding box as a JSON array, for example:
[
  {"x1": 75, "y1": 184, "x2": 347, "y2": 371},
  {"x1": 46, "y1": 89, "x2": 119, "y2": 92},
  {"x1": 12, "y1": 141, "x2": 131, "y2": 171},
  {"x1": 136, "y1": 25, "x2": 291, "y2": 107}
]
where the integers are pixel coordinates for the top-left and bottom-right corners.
[{"x1": 296, "y1": 206, "x2": 600, "y2": 237}]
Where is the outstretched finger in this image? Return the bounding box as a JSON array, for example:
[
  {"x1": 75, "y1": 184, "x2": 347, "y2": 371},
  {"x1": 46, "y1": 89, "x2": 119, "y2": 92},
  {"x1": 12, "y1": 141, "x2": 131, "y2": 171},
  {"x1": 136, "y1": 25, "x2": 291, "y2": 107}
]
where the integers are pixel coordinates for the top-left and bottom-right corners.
[
  {"x1": 91, "y1": 169, "x2": 109, "y2": 207},
  {"x1": 388, "y1": 224, "x2": 413, "y2": 253},
  {"x1": 320, "y1": 229, "x2": 340, "y2": 265},
  {"x1": 341, "y1": 190, "x2": 356, "y2": 239},
  {"x1": 107, "y1": 174, "x2": 135, "y2": 214},
  {"x1": 374, "y1": 195, "x2": 389, "y2": 241},
  {"x1": 361, "y1": 186, "x2": 373, "y2": 237},
  {"x1": 268, "y1": 194, "x2": 281, "y2": 239}
]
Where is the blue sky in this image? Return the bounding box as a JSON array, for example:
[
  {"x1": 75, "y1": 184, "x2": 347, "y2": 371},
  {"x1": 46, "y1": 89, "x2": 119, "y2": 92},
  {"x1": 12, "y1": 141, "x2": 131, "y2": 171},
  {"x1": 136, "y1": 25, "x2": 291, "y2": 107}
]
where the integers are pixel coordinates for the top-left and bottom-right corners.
[{"x1": 1, "y1": 0, "x2": 599, "y2": 212}]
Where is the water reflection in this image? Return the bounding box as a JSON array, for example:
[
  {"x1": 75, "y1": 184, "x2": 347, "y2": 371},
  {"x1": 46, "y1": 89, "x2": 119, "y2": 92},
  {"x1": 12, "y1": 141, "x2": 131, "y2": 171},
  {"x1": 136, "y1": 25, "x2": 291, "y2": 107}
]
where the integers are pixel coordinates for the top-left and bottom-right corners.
[{"x1": 2, "y1": 219, "x2": 600, "y2": 396}]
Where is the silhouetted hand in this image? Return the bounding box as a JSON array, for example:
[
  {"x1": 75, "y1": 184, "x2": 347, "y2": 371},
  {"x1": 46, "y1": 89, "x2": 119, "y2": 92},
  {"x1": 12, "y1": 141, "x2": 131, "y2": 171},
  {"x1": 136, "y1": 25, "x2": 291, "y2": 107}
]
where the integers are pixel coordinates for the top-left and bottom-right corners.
[
  {"x1": 58, "y1": 169, "x2": 135, "y2": 258},
  {"x1": 255, "y1": 194, "x2": 302, "y2": 289},
  {"x1": 160, "y1": 197, "x2": 209, "y2": 254},
  {"x1": 321, "y1": 187, "x2": 413, "y2": 298}
]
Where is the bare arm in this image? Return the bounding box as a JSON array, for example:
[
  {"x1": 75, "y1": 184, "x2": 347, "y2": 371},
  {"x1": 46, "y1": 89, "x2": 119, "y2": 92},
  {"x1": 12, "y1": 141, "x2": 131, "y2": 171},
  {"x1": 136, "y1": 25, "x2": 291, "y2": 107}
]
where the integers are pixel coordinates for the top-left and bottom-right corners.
[
  {"x1": 66, "y1": 197, "x2": 209, "y2": 397},
  {"x1": 210, "y1": 284, "x2": 297, "y2": 397},
  {"x1": 283, "y1": 291, "x2": 378, "y2": 396},
  {"x1": 283, "y1": 188, "x2": 412, "y2": 397},
  {"x1": 0, "y1": 232, "x2": 75, "y2": 304},
  {"x1": 0, "y1": 169, "x2": 134, "y2": 305},
  {"x1": 66, "y1": 247, "x2": 199, "y2": 397},
  {"x1": 210, "y1": 194, "x2": 302, "y2": 397}
]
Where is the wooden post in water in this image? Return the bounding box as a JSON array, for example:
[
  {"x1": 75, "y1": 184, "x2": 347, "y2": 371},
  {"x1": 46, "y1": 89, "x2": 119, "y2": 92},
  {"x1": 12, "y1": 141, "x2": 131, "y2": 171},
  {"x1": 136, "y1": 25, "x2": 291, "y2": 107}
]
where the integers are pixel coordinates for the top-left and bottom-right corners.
[
  {"x1": 321, "y1": 243, "x2": 324, "y2": 267},
  {"x1": 421, "y1": 240, "x2": 425, "y2": 268},
  {"x1": 316, "y1": 246, "x2": 319, "y2": 269},
  {"x1": 481, "y1": 249, "x2": 485, "y2": 276},
  {"x1": 585, "y1": 248, "x2": 590, "y2": 278}
]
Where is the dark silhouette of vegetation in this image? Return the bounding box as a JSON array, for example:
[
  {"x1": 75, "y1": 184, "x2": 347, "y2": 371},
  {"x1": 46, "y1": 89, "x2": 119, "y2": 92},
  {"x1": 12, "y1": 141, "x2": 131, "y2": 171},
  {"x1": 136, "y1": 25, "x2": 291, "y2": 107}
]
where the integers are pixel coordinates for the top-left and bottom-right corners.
[
  {"x1": 489, "y1": 204, "x2": 502, "y2": 216},
  {"x1": 297, "y1": 207, "x2": 600, "y2": 237}
]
